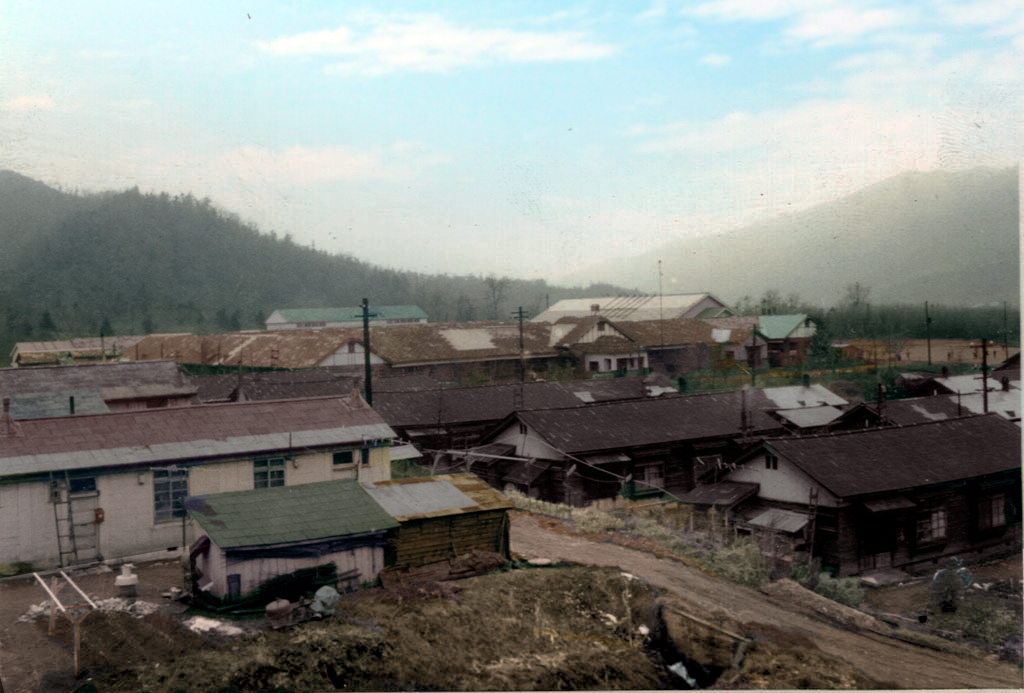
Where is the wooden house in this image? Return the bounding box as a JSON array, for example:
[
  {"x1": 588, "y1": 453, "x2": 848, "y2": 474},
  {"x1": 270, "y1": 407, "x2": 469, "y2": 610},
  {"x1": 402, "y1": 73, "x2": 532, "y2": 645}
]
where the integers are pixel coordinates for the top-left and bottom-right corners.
[
  {"x1": 0, "y1": 393, "x2": 395, "y2": 569},
  {"x1": 442, "y1": 388, "x2": 788, "y2": 506},
  {"x1": 185, "y1": 479, "x2": 399, "y2": 599},
  {"x1": 724, "y1": 415, "x2": 1022, "y2": 576},
  {"x1": 361, "y1": 473, "x2": 513, "y2": 568}
]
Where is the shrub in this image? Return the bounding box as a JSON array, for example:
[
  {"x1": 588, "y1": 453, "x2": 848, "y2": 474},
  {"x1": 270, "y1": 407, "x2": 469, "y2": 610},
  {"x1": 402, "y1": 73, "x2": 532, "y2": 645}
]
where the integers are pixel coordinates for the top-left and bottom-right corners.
[
  {"x1": 707, "y1": 539, "x2": 771, "y2": 588},
  {"x1": 572, "y1": 506, "x2": 625, "y2": 534},
  {"x1": 813, "y1": 572, "x2": 865, "y2": 608}
]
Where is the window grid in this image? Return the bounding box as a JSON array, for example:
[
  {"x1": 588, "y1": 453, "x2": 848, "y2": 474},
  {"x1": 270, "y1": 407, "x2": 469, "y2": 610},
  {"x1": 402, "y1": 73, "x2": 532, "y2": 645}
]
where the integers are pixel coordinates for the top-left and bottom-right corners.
[
  {"x1": 154, "y1": 468, "x2": 188, "y2": 523},
  {"x1": 916, "y1": 507, "x2": 947, "y2": 543},
  {"x1": 254, "y1": 458, "x2": 285, "y2": 488}
]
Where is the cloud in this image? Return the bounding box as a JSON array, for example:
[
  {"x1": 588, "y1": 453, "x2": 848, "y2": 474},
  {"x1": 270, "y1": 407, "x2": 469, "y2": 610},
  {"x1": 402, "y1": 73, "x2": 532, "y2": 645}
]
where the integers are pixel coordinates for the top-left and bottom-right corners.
[
  {"x1": 1, "y1": 95, "x2": 55, "y2": 111},
  {"x1": 688, "y1": 1, "x2": 914, "y2": 48},
  {"x1": 205, "y1": 145, "x2": 409, "y2": 186},
  {"x1": 258, "y1": 14, "x2": 618, "y2": 74},
  {"x1": 699, "y1": 53, "x2": 730, "y2": 66}
]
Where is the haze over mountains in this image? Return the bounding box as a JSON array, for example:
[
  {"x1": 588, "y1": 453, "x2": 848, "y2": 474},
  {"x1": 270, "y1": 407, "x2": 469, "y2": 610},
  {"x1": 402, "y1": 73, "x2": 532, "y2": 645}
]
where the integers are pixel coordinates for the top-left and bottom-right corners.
[
  {"x1": 0, "y1": 166, "x2": 1017, "y2": 357},
  {"x1": 570, "y1": 166, "x2": 1019, "y2": 308}
]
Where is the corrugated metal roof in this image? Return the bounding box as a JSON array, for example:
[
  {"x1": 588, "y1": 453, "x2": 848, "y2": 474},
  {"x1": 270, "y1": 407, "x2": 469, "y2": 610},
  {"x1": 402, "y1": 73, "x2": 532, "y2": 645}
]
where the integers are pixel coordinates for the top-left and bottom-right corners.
[
  {"x1": 747, "y1": 508, "x2": 809, "y2": 533},
  {"x1": 766, "y1": 415, "x2": 1021, "y2": 498},
  {"x1": 187, "y1": 478, "x2": 399, "y2": 548},
  {"x1": 776, "y1": 406, "x2": 845, "y2": 428},
  {"x1": 532, "y1": 294, "x2": 722, "y2": 323},
  {"x1": 761, "y1": 384, "x2": 848, "y2": 410},
  {"x1": 363, "y1": 473, "x2": 513, "y2": 521},
  {"x1": 191, "y1": 370, "x2": 360, "y2": 403},
  {"x1": 0, "y1": 394, "x2": 394, "y2": 478},
  {"x1": 675, "y1": 482, "x2": 759, "y2": 508},
  {"x1": 0, "y1": 359, "x2": 195, "y2": 399},
  {"x1": 512, "y1": 388, "x2": 784, "y2": 454},
  {"x1": 9, "y1": 389, "x2": 110, "y2": 419}
]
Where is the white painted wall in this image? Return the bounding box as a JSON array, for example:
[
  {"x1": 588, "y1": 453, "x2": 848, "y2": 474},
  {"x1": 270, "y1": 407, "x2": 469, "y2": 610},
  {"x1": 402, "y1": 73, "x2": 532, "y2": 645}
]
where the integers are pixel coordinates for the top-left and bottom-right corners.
[
  {"x1": 726, "y1": 451, "x2": 838, "y2": 507},
  {"x1": 493, "y1": 422, "x2": 566, "y2": 460},
  {"x1": 0, "y1": 445, "x2": 395, "y2": 569}
]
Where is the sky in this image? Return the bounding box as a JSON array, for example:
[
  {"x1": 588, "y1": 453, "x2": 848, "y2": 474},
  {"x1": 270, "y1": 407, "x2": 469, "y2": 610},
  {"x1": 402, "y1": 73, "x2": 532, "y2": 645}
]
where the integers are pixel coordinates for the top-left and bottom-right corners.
[{"x1": 2, "y1": 1, "x2": 1021, "y2": 290}]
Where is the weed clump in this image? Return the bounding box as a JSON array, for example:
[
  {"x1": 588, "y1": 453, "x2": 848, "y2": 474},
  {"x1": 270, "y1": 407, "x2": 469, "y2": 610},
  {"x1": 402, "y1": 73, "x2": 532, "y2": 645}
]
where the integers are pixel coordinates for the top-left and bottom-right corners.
[{"x1": 707, "y1": 539, "x2": 771, "y2": 588}]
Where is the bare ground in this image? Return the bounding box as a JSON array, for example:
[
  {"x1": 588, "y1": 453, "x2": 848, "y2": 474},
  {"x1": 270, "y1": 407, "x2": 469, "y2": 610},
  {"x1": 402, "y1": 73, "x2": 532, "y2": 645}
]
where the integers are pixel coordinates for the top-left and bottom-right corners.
[{"x1": 0, "y1": 516, "x2": 1020, "y2": 691}]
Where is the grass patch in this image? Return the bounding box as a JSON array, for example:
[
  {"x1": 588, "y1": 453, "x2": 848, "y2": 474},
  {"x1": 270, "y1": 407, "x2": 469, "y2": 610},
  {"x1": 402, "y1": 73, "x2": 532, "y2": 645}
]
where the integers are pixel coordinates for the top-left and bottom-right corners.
[
  {"x1": 928, "y1": 601, "x2": 1022, "y2": 645},
  {"x1": 813, "y1": 572, "x2": 866, "y2": 608}
]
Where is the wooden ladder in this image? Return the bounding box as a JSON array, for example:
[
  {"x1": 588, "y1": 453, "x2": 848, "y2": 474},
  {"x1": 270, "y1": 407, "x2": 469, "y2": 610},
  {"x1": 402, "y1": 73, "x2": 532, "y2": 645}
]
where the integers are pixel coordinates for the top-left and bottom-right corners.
[{"x1": 49, "y1": 471, "x2": 78, "y2": 567}]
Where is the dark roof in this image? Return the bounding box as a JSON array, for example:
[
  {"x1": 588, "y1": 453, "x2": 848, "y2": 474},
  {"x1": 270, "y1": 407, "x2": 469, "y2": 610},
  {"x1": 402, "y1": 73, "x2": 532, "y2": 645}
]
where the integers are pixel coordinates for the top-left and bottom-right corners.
[
  {"x1": 368, "y1": 321, "x2": 560, "y2": 365},
  {"x1": 0, "y1": 393, "x2": 395, "y2": 478},
  {"x1": 374, "y1": 381, "x2": 583, "y2": 427},
  {"x1": 615, "y1": 318, "x2": 717, "y2": 347},
  {"x1": 191, "y1": 370, "x2": 360, "y2": 404},
  {"x1": 373, "y1": 375, "x2": 440, "y2": 392},
  {"x1": 512, "y1": 388, "x2": 783, "y2": 454},
  {"x1": 186, "y1": 478, "x2": 398, "y2": 548},
  {"x1": 560, "y1": 374, "x2": 680, "y2": 402},
  {"x1": 0, "y1": 360, "x2": 195, "y2": 401},
  {"x1": 764, "y1": 415, "x2": 1021, "y2": 499},
  {"x1": 675, "y1": 482, "x2": 759, "y2": 508},
  {"x1": 9, "y1": 389, "x2": 110, "y2": 419}
]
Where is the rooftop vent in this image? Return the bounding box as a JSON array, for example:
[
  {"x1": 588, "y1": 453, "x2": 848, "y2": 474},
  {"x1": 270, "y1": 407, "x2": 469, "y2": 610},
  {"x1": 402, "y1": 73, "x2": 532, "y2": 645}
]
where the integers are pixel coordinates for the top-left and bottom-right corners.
[{"x1": 590, "y1": 304, "x2": 600, "y2": 313}]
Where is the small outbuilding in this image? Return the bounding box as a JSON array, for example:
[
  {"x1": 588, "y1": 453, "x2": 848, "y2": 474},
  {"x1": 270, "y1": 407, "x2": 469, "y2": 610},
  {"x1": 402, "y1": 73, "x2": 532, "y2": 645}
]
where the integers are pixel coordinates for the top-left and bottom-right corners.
[
  {"x1": 186, "y1": 479, "x2": 399, "y2": 600},
  {"x1": 361, "y1": 473, "x2": 513, "y2": 569}
]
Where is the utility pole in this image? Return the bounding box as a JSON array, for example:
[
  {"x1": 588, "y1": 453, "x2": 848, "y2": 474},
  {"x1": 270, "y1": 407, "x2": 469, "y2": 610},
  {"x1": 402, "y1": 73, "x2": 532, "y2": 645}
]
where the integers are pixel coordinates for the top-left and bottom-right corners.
[
  {"x1": 362, "y1": 298, "x2": 373, "y2": 406},
  {"x1": 511, "y1": 307, "x2": 529, "y2": 409},
  {"x1": 925, "y1": 301, "x2": 933, "y2": 366},
  {"x1": 981, "y1": 337, "x2": 989, "y2": 414}
]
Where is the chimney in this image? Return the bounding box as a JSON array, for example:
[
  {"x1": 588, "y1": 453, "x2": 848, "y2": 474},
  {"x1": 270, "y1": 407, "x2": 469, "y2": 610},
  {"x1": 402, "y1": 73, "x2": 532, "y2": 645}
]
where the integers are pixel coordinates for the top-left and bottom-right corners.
[
  {"x1": 1, "y1": 397, "x2": 20, "y2": 436},
  {"x1": 590, "y1": 304, "x2": 600, "y2": 314},
  {"x1": 69, "y1": 395, "x2": 75, "y2": 415}
]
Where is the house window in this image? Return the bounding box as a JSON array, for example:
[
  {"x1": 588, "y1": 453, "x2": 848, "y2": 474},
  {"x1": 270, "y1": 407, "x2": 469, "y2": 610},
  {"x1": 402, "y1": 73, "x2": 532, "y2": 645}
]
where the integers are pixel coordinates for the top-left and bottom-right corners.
[
  {"x1": 347, "y1": 342, "x2": 358, "y2": 354},
  {"x1": 154, "y1": 467, "x2": 188, "y2": 523},
  {"x1": 333, "y1": 450, "x2": 360, "y2": 467},
  {"x1": 254, "y1": 458, "x2": 285, "y2": 488},
  {"x1": 916, "y1": 507, "x2": 948, "y2": 544},
  {"x1": 641, "y1": 463, "x2": 664, "y2": 489},
  {"x1": 765, "y1": 454, "x2": 778, "y2": 470},
  {"x1": 519, "y1": 422, "x2": 528, "y2": 435},
  {"x1": 597, "y1": 321, "x2": 606, "y2": 332},
  {"x1": 588, "y1": 361, "x2": 599, "y2": 371},
  {"x1": 978, "y1": 494, "x2": 1006, "y2": 531},
  {"x1": 69, "y1": 477, "x2": 97, "y2": 494},
  {"x1": 227, "y1": 574, "x2": 241, "y2": 599},
  {"x1": 604, "y1": 359, "x2": 612, "y2": 370}
]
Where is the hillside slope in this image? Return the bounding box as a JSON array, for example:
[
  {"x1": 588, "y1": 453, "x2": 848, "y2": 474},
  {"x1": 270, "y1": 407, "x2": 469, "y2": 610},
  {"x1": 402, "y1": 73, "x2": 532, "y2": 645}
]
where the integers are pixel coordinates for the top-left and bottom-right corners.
[{"x1": 570, "y1": 166, "x2": 1019, "y2": 307}]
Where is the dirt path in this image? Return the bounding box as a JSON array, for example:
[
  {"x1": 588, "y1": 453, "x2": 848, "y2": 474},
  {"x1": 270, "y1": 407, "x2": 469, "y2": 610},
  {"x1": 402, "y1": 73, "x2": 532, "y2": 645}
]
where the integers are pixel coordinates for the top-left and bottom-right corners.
[{"x1": 511, "y1": 513, "x2": 1024, "y2": 690}]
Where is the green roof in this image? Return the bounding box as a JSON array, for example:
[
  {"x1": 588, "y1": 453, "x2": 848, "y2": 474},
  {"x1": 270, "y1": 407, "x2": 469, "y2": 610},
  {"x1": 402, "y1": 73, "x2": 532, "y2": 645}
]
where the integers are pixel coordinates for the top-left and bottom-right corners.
[
  {"x1": 757, "y1": 314, "x2": 810, "y2": 340},
  {"x1": 271, "y1": 306, "x2": 427, "y2": 323},
  {"x1": 186, "y1": 479, "x2": 399, "y2": 548}
]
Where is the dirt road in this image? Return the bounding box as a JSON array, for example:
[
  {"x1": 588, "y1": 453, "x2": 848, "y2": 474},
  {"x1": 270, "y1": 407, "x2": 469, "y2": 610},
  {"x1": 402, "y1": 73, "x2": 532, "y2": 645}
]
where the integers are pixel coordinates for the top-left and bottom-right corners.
[{"x1": 510, "y1": 513, "x2": 1024, "y2": 690}]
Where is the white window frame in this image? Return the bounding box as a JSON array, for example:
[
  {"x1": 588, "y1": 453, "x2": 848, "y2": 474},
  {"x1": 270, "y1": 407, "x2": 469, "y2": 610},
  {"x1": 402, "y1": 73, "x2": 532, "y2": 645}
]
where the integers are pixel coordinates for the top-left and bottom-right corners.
[
  {"x1": 154, "y1": 467, "x2": 189, "y2": 523},
  {"x1": 254, "y1": 457, "x2": 286, "y2": 488}
]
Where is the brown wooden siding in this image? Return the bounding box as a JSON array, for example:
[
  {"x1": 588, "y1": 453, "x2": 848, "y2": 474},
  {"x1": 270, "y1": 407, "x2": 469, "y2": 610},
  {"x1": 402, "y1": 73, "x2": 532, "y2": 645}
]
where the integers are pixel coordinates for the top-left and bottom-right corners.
[{"x1": 389, "y1": 510, "x2": 510, "y2": 567}]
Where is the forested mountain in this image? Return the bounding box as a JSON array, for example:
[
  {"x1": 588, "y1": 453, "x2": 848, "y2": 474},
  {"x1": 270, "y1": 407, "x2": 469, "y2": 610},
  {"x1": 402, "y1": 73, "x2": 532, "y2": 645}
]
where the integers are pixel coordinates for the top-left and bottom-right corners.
[
  {"x1": 0, "y1": 171, "x2": 623, "y2": 356},
  {"x1": 568, "y1": 166, "x2": 1020, "y2": 309}
]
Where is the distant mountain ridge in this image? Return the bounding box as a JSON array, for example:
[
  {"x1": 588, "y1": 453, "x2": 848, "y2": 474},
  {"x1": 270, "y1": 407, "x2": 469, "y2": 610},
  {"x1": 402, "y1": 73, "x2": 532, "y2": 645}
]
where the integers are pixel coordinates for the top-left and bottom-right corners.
[
  {"x1": 568, "y1": 166, "x2": 1019, "y2": 308},
  {"x1": 0, "y1": 172, "x2": 624, "y2": 356}
]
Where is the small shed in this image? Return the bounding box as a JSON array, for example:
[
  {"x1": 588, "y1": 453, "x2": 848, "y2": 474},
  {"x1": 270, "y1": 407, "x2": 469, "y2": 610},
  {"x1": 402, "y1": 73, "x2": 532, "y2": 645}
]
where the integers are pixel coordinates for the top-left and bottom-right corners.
[
  {"x1": 361, "y1": 473, "x2": 513, "y2": 568},
  {"x1": 186, "y1": 479, "x2": 399, "y2": 599}
]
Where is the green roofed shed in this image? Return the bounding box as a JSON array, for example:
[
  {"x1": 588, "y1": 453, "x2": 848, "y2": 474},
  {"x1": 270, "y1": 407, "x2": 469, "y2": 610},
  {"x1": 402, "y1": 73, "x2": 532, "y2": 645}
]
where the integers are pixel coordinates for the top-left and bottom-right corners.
[
  {"x1": 187, "y1": 478, "x2": 398, "y2": 548},
  {"x1": 186, "y1": 479, "x2": 400, "y2": 599}
]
